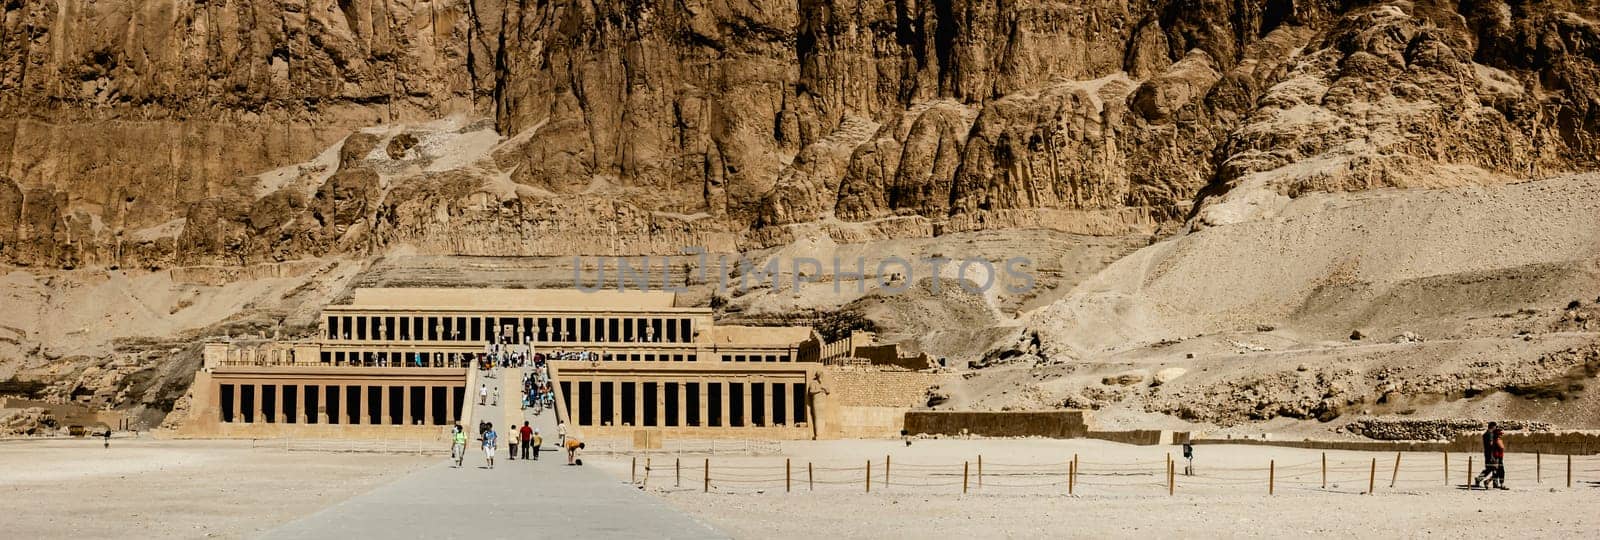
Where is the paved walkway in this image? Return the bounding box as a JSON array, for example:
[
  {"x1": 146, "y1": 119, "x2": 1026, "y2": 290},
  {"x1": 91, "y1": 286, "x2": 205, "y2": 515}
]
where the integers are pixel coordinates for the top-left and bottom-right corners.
[{"x1": 265, "y1": 366, "x2": 726, "y2": 539}]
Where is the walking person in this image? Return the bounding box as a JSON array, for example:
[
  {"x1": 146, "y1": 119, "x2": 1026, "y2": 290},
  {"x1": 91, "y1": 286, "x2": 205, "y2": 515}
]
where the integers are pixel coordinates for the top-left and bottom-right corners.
[
  {"x1": 492, "y1": 386, "x2": 500, "y2": 407},
  {"x1": 530, "y1": 429, "x2": 542, "y2": 461},
  {"x1": 103, "y1": 428, "x2": 111, "y2": 449},
  {"x1": 481, "y1": 423, "x2": 498, "y2": 469},
  {"x1": 479, "y1": 383, "x2": 488, "y2": 406},
  {"x1": 519, "y1": 422, "x2": 533, "y2": 461},
  {"x1": 451, "y1": 425, "x2": 467, "y2": 467},
  {"x1": 509, "y1": 428, "x2": 519, "y2": 460},
  {"x1": 557, "y1": 421, "x2": 568, "y2": 448},
  {"x1": 1182, "y1": 442, "x2": 1195, "y2": 475},
  {"x1": 1474, "y1": 422, "x2": 1507, "y2": 489}
]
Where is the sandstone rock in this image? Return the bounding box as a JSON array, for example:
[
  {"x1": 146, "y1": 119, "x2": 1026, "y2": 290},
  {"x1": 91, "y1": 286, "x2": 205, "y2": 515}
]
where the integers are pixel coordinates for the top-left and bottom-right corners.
[
  {"x1": 1152, "y1": 367, "x2": 1188, "y2": 385},
  {"x1": 0, "y1": 1, "x2": 1589, "y2": 268},
  {"x1": 1102, "y1": 371, "x2": 1147, "y2": 386}
]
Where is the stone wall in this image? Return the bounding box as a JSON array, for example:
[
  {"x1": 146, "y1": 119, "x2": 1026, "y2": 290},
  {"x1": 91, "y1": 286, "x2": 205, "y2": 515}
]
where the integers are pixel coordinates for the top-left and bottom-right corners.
[
  {"x1": 1344, "y1": 417, "x2": 1554, "y2": 441},
  {"x1": 826, "y1": 367, "x2": 943, "y2": 408},
  {"x1": 904, "y1": 411, "x2": 1091, "y2": 439}
]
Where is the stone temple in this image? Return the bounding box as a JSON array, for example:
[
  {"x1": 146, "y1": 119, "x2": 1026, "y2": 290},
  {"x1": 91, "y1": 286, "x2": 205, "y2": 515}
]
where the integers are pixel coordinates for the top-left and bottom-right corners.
[{"x1": 177, "y1": 288, "x2": 834, "y2": 439}]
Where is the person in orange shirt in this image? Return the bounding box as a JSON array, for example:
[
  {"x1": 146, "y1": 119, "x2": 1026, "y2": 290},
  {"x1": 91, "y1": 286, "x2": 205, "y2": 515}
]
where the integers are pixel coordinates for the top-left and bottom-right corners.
[{"x1": 566, "y1": 437, "x2": 585, "y2": 465}]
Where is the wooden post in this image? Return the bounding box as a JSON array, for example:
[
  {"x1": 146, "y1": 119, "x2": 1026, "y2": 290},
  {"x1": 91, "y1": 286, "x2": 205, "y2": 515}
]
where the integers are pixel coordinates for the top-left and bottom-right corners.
[
  {"x1": 1368, "y1": 458, "x2": 1376, "y2": 495},
  {"x1": 1567, "y1": 454, "x2": 1573, "y2": 488},
  {"x1": 1467, "y1": 456, "x2": 1473, "y2": 486},
  {"x1": 963, "y1": 461, "x2": 970, "y2": 494},
  {"x1": 676, "y1": 458, "x2": 681, "y2": 488},
  {"x1": 808, "y1": 462, "x2": 814, "y2": 491},
  {"x1": 703, "y1": 458, "x2": 710, "y2": 493},
  {"x1": 1321, "y1": 452, "x2": 1327, "y2": 489},
  {"x1": 1168, "y1": 459, "x2": 1175, "y2": 496},
  {"x1": 786, "y1": 459, "x2": 792, "y2": 493},
  {"x1": 978, "y1": 455, "x2": 983, "y2": 490},
  {"x1": 886, "y1": 454, "x2": 891, "y2": 485},
  {"x1": 1389, "y1": 452, "x2": 1400, "y2": 488},
  {"x1": 631, "y1": 456, "x2": 637, "y2": 484},
  {"x1": 866, "y1": 460, "x2": 872, "y2": 493},
  {"x1": 1269, "y1": 459, "x2": 1275, "y2": 495},
  {"x1": 643, "y1": 457, "x2": 651, "y2": 489},
  {"x1": 1443, "y1": 451, "x2": 1449, "y2": 485},
  {"x1": 1536, "y1": 452, "x2": 1541, "y2": 484},
  {"x1": 1068, "y1": 460, "x2": 1075, "y2": 495}
]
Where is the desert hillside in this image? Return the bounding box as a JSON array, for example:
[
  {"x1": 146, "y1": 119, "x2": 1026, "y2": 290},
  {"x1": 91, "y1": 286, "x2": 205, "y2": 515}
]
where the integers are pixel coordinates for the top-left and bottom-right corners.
[{"x1": 1, "y1": 0, "x2": 1598, "y2": 437}]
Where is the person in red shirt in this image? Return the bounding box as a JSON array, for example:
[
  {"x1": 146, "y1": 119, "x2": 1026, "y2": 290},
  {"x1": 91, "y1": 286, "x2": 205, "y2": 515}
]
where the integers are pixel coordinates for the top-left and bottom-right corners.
[{"x1": 519, "y1": 422, "x2": 534, "y2": 461}]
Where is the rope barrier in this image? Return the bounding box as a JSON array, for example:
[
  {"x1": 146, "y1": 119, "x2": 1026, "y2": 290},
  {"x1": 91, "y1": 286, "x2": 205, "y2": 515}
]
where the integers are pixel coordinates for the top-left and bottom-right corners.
[{"x1": 628, "y1": 452, "x2": 1598, "y2": 495}]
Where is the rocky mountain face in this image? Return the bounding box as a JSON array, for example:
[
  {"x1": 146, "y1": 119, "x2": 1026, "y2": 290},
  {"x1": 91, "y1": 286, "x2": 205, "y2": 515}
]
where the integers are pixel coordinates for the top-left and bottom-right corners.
[{"x1": 1, "y1": 0, "x2": 1597, "y2": 269}]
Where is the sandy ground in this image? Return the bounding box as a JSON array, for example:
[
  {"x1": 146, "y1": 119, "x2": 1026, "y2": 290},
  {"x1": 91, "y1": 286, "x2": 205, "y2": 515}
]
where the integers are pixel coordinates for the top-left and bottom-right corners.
[
  {"x1": 587, "y1": 438, "x2": 1600, "y2": 538},
  {"x1": 0, "y1": 437, "x2": 432, "y2": 539}
]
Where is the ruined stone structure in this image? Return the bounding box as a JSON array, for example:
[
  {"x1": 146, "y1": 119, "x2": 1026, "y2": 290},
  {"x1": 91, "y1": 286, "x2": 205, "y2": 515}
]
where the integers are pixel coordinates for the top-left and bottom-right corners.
[{"x1": 178, "y1": 288, "x2": 825, "y2": 439}]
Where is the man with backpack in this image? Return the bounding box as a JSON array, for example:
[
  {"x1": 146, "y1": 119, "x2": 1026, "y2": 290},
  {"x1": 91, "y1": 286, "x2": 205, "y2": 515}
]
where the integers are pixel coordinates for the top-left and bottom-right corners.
[{"x1": 529, "y1": 429, "x2": 543, "y2": 461}]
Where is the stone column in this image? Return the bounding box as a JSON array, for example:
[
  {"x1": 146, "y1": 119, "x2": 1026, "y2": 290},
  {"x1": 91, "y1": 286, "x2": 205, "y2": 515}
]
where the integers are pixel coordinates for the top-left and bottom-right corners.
[
  {"x1": 322, "y1": 386, "x2": 334, "y2": 424},
  {"x1": 676, "y1": 382, "x2": 688, "y2": 427},
  {"x1": 697, "y1": 380, "x2": 709, "y2": 427},
  {"x1": 379, "y1": 385, "x2": 392, "y2": 425},
  {"x1": 251, "y1": 384, "x2": 264, "y2": 424},
  {"x1": 354, "y1": 386, "x2": 366, "y2": 425},
  {"x1": 718, "y1": 382, "x2": 731, "y2": 427},
  {"x1": 633, "y1": 380, "x2": 645, "y2": 427},
  {"x1": 589, "y1": 380, "x2": 602, "y2": 427},
  {"x1": 273, "y1": 384, "x2": 285, "y2": 423},
  {"x1": 654, "y1": 381, "x2": 666, "y2": 428},
  {"x1": 572, "y1": 380, "x2": 585, "y2": 427},
  {"x1": 739, "y1": 381, "x2": 752, "y2": 427},
  {"x1": 611, "y1": 382, "x2": 622, "y2": 427},
  {"x1": 300, "y1": 384, "x2": 313, "y2": 424},
  {"x1": 230, "y1": 384, "x2": 242, "y2": 423},
  {"x1": 764, "y1": 380, "x2": 776, "y2": 426},
  {"x1": 424, "y1": 385, "x2": 435, "y2": 426},
  {"x1": 445, "y1": 386, "x2": 457, "y2": 425},
  {"x1": 403, "y1": 385, "x2": 415, "y2": 425}
]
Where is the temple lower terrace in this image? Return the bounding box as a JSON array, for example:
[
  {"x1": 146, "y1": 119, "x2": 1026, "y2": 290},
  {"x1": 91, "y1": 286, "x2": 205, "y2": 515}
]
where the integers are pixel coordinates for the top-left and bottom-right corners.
[{"x1": 177, "y1": 288, "x2": 830, "y2": 439}]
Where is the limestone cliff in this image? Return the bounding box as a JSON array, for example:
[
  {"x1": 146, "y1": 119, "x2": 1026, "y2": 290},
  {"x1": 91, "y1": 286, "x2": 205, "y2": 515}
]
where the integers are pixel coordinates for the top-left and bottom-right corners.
[{"x1": 1, "y1": 0, "x2": 1597, "y2": 268}]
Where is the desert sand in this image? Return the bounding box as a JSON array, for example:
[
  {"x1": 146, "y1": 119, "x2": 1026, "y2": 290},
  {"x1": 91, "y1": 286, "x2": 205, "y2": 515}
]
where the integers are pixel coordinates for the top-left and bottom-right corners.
[
  {"x1": 0, "y1": 437, "x2": 432, "y2": 538},
  {"x1": 587, "y1": 438, "x2": 1600, "y2": 538}
]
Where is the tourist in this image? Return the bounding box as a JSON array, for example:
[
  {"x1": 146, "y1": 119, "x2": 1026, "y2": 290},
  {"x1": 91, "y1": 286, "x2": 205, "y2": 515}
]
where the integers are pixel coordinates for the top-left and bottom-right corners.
[
  {"x1": 530, "y1": 429, "x2": 542, "y2": 461},
  {"x1": 492, "y1": 386, "x2": 500, "y2": 406},
  {"x1": 520, "y1": 421, "x2": 534, "y2": 460},
  {"x1": 566, "y1": 437, "x2": 585, "y2": 465},
  {"x1": 1182, "y1": 442, "x2": 1195, "y2": 475},
  {"x1": 482, "y1": 423, "x2": 498, "y2": 469},
  {"x1": 557, "y1": 420, "x2": 568, "y2": 447},
  {"x1": 509, "y1": 428, "x2": 519, "y2": 460},
  {"x1": 103, "y1": 429, "x2": 111, "y2": 449},
  {"x1": 479, "y1": 383, "x2": 488, "y2": 405},
  {"x1": 1474, "y1": 422, "x2": 1507, "y2": 489},
  {"x1": 451, "y1": 425, "x2": 467, "y2": 467}
]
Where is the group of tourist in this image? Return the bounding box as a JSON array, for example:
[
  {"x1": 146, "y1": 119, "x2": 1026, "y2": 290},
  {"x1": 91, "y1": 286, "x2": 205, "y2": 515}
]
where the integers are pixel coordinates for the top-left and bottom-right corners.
[
  {"x1": 523, "y1": 361, "x2": 553, "y2": 413},
  {"x1": 448, "y1": 421, "x2": 585, "y2": 468}
]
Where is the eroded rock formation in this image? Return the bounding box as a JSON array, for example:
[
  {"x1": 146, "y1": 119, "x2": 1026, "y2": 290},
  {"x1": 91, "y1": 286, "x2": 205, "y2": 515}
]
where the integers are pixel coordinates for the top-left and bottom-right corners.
[{"x1": 0, "y1": 0, "x2": 1596, "y2": 268}]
